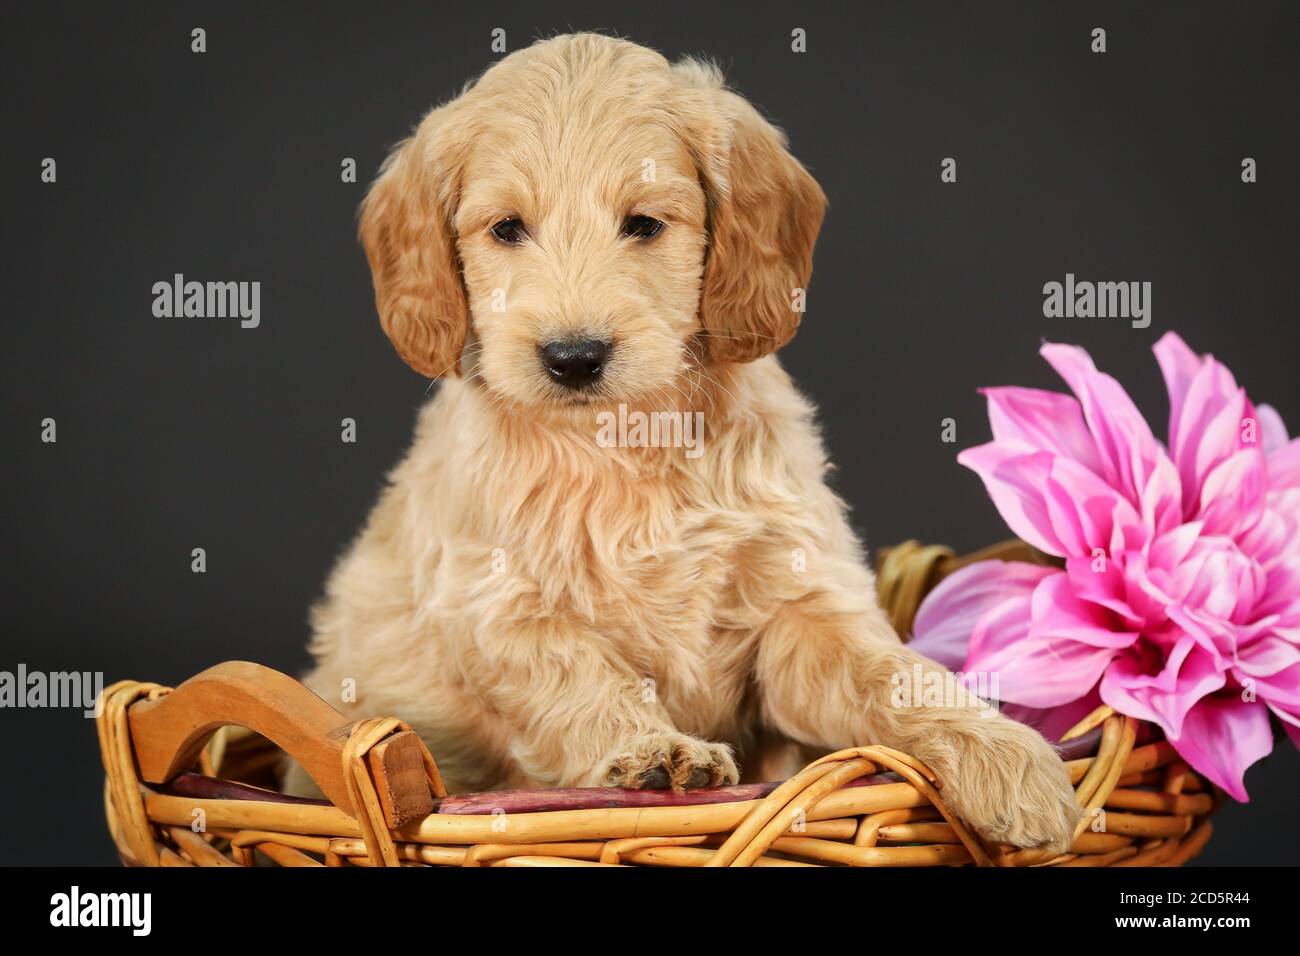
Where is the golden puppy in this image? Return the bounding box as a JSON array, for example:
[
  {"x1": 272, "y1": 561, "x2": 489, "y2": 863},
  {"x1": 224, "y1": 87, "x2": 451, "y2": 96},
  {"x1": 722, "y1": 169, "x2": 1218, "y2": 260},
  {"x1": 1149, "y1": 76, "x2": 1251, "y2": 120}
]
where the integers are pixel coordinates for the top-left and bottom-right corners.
[{"x1": 297, "y1": 33, "x2": 1081, "y2": 851}]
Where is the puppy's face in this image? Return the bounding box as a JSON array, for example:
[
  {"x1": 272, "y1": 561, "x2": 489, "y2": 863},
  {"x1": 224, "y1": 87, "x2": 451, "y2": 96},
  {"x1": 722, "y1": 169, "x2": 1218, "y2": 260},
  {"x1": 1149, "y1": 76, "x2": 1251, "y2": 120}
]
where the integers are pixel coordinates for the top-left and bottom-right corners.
[
  {"x1": 360, "y1": 34, "x2": 825, "y2": 417},
  {"x1": 455, "y1": 109, "x2": 707, "y2": 409}
]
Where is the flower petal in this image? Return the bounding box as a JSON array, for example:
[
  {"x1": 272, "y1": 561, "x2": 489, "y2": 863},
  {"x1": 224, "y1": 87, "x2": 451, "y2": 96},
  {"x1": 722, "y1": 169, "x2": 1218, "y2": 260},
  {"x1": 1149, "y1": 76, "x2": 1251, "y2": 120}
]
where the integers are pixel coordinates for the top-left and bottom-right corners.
[
  {"x1": 1101, "y1": 634, "x2": 1226, "y2": 739},
  {"x1": 1235, "y1": 637, "x2": 1300, "y2": 686},
  {"x1": 1138, "y1": 451, "x2": 1184, "y2": 539},
  {"x1": 1065, "y1": 554, "x2": 1144, "y2": 627},
  {"x1": 957, "y1": 443, "x2": 1064, "y2": 556},
  {"x1": 1266, "y1": 438, "x2": 1300, "y2": 490},
  {"x1": 910, "y1": 560, "x2": 1055, "y2": 667},
  {"x1": 1030, "y1": 568, "x2": 1140, "y2": 649},
  {"x1": 1040, "y1": 342, "x2": 1164, "y2": 509},
  {"x1": 982, "y1": 386, "x2": 1106, "y2": 477},
  {"x1": 1167, "y1": 356, "x2": 1253, "y2": 517},
  {"x1": 1256, "y1": 403, "x2": 1289, "y2": 453},
  {"x1": 1166, "y1": 694, "x2": 1274, "y2": 802},
  {"x1": 1153, "y1": 331, "x2": 1202, "y2": 443},
  {"x1": 1043, "y1": 457, "x2": 1145, "y2": 556},
  {"x1": 965, "y1": 572, "x2": 1129, "y2": 708},
  {"x1": 1198, "y1": 447, "x2": 1267, "y2": 536}
]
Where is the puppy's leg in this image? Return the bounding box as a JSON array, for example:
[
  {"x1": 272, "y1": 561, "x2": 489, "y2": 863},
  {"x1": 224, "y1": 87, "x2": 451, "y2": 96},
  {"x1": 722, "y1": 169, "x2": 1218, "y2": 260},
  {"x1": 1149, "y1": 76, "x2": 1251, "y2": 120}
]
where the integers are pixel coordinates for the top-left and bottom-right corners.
[
  {"x1": 754, "y1": 585, "x2": 1081, "y2": 853},
  {"x1": 467, "y1": 620, "x2": 738, "y2": 791}
]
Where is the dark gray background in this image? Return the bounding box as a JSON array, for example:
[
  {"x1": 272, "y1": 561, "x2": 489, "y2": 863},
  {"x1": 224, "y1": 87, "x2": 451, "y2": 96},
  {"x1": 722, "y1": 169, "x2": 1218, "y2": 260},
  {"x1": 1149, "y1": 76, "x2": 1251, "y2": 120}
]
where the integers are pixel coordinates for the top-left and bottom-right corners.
[{"x1": 2, "y1": 1, "x2": 1296, "y2": 865}]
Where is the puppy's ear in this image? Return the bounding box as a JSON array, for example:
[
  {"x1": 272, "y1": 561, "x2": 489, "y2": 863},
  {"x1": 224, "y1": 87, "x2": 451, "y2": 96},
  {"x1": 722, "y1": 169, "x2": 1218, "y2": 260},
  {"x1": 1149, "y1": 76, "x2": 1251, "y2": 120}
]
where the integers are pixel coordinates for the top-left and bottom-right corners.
[
  {"x1": 359, "y1": 107, "x2": 469, "y2": 379},
  {"x1": 676, "y1": 62, "x2": 828, "y2": 364}
]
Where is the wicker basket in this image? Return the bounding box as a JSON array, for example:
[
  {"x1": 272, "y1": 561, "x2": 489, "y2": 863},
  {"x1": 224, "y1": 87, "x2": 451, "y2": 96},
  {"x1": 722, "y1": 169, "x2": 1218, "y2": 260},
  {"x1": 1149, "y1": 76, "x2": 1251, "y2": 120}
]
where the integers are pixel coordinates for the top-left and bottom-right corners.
[{"x1": 97, "y1": 540, "x2": 1219, "y2": 867}]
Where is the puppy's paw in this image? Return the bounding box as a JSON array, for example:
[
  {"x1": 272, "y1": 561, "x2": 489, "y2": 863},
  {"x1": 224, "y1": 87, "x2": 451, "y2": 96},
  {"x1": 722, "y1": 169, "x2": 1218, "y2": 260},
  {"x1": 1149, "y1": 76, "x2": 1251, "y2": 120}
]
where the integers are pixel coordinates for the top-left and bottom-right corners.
[
  {"x1": 595, "y1": 733, "x2": 739, "y2": 791},
  {"x1": 930, "y1": 717, "x2": 1083, "y2": 856}
]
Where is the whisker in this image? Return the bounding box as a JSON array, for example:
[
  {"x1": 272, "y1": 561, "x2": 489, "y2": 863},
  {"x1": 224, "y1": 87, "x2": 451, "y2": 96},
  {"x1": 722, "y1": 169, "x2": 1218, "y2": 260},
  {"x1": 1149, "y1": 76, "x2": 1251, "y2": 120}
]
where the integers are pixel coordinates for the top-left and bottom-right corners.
[
  {"x1": 422, "y1": 344, "x2": 486, "y2": 392},
  {"x1": 686, "y1": 364, "x2": 738, "y2": 407},
  {"x1": 695, "y1": 328, "x2": 787, "y2": 343}
]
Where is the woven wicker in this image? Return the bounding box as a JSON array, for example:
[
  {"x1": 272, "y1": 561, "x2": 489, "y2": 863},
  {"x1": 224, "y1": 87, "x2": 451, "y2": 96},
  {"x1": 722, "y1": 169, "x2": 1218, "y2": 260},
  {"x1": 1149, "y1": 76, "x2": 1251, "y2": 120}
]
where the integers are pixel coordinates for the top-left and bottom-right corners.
[{"x1": 98, "y1": 539, "x2": 1219, "y2": 867}]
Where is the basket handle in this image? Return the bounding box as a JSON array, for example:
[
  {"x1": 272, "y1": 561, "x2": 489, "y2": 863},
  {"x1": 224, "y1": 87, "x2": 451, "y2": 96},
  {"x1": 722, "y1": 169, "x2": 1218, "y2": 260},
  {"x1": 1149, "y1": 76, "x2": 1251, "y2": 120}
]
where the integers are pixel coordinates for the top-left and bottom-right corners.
[{"x1": 125, "y1": 661, "x2": 435, "y2": 824}]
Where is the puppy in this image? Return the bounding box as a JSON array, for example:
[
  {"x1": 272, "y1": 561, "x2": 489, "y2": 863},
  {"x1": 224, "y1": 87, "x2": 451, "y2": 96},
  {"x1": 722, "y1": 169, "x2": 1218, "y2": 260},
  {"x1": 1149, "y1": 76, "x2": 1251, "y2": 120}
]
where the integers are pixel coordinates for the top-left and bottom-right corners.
[{"x1": 297, "y1": 33, "x2": 1081, "y2": 852}]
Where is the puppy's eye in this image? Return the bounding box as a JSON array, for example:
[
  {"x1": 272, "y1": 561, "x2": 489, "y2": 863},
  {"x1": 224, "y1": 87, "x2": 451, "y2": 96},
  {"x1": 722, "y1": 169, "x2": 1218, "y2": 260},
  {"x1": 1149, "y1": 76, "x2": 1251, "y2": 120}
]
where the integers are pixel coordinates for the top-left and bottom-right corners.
[
  {"x1": 490, "y1": 217, "x2": 528, "y2": 244},
  {"x1": 621, "y1": 215, "x2": 664, "y2": 240}
]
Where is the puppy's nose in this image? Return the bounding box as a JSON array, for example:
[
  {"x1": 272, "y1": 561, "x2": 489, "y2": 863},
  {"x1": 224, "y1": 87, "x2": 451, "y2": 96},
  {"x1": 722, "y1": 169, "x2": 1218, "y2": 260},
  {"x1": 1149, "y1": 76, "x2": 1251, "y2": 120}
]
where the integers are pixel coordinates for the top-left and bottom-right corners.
[{"x1": 540, "y1": 338, "x2": 611, "y2": 389}]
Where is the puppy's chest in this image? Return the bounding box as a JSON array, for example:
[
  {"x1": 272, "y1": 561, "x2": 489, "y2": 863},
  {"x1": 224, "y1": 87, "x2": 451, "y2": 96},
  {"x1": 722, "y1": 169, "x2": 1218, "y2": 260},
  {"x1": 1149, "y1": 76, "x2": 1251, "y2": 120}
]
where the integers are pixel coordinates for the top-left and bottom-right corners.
[
  {"x1": 462, "y1": 459, "x2": 782, "y2": 740},
  {"x1": 519, "y1": 485, "x2": 753, "y2": 619},
  {"x1": 580, "y1": 526, "x2": 756, "y2": 737}
]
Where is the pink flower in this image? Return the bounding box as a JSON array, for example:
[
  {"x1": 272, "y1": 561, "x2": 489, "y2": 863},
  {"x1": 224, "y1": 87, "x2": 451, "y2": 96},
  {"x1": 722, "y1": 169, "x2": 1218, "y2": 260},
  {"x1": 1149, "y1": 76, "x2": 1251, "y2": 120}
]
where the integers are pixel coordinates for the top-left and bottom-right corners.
[{"x1": 912, "y1": 333, "x2": 1300, "y2": 800}]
